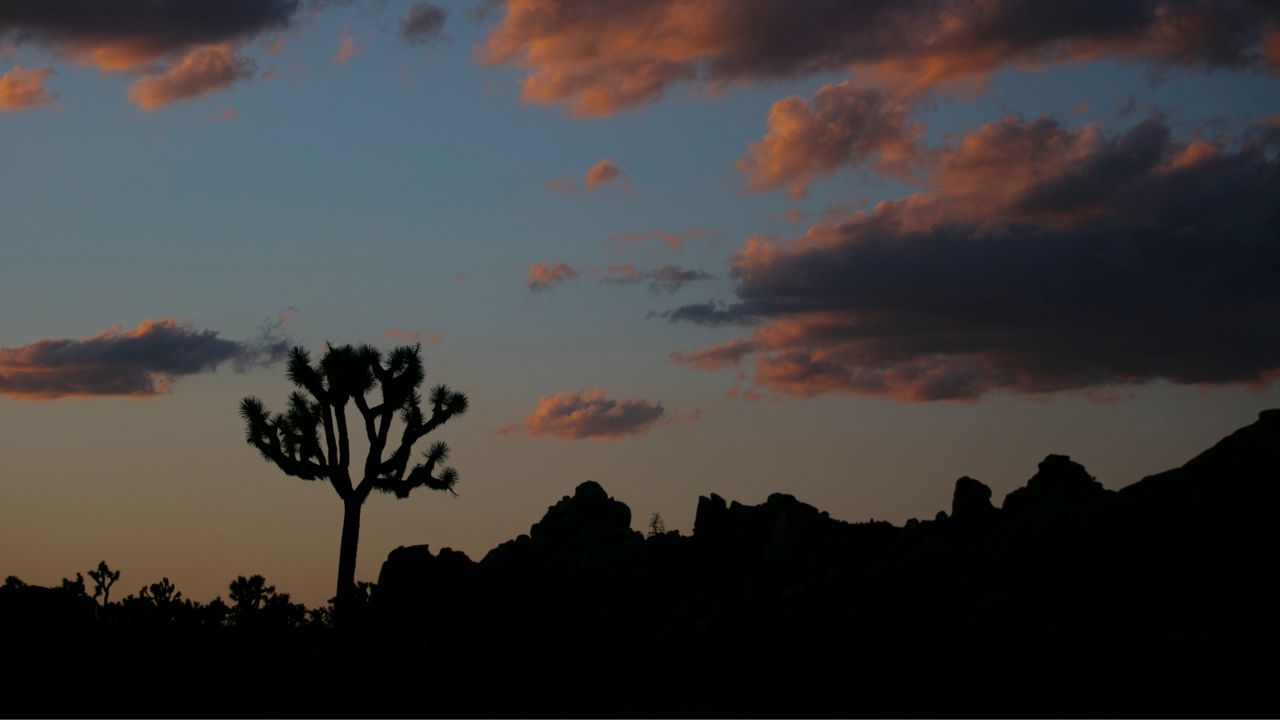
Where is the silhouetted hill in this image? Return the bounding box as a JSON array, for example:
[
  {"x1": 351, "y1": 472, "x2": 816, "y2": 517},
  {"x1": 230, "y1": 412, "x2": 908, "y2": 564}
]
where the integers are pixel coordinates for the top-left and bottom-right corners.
[{"x1": 3, "y1": 410, "x2": 1278, "y2": 717}]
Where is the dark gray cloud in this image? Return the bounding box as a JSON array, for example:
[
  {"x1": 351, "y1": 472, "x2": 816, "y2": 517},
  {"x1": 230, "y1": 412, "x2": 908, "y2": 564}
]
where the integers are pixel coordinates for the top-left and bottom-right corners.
[
  {"x1": 399, "y1": 2, "x2": 447, "y2": 46},
  {"x1": 667, "y1": 114, "x2": 1280, "y2": 400},
  {"x1": 648, "y1": 300, "x2": 753, "y2": 327},
  {"x1": 480, "y1": 0, "x2": 1280, "y2": 116},
  {"x1": 0, "y1": 0, "x2": 301, "y2": 64},
  {"x1": 0, "y1": 317, "x2": 292, "y2": 399},
  {"x1": 603, "y1": 264, "x2": 713, "y2": 293}
]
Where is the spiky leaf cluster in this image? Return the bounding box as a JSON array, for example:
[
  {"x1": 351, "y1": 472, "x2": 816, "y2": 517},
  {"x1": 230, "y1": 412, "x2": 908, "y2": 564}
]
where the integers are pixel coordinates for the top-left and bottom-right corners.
[{"x1": 240, "y1": 343, "x2": 468, "y2": 501}]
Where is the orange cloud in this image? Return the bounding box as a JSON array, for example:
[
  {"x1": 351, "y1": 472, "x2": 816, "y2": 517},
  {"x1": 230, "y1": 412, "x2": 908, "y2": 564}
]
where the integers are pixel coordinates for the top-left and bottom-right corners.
[
  {"x1": 0, "y1": 318, "x2": 290, "y2": 400},
  {"x1": 527, "y1": 262, "x2": 579, "y2": 291},
  {"x1": 510, "y1": 389, "x2": 666, "y2": 440},
  {"x1": 128, "y1": 45, "x2": 255, "y2": 110},
  {"x1": 0, "y1": 65, "x2": 56, "y2": 111}
]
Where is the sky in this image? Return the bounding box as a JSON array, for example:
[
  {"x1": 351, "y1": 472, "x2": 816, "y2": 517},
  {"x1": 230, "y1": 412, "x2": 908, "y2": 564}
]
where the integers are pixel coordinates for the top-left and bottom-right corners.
[{"x1": 2, "y1": 0, "x2": 1279, "y2": 605}]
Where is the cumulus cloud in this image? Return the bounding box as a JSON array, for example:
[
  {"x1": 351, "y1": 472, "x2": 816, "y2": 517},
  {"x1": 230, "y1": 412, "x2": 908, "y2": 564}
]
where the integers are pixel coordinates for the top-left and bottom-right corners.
[
  {"x1": 128, "y1": 45, "x2": 255, "y2": 109},
  {"x1": 603, "y1": 263, "x2": 713, "y2": 293},
  {"x1": 584, "y1": 158, "x2": 625, "y2": 188},
  {"x1": 399, "y1": 2, "x2": 447, "y2": 46},
  {"x1": 478, "y1": 0, "x2": 1280, "y2": 116},
  {"x1": 527, "y1": 262, "x2": 580, "y2": 291},
  {"x1": 666, "y1": 114, "x2": 1280, "y2": 401},
  {"x1": 0, "y1": 65, "x2": 56, "y2": 111},
  {"x1": 737, "y1": 82, "x2": 923, "y2": 199},
  {"x1": 0, "y1": 318, "x2": 292, "y2": 400},
  {"x1": 508, "y1": 389, "x2": 667, "y2": 440}
]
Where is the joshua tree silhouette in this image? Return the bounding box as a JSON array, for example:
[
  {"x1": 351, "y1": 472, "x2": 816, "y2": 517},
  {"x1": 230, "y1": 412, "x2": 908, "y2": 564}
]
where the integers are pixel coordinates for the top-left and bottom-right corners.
[
  {"x1": 238, "y1": 343, "x2": 468, "y2": 634},
  {"x1": 88, "y1": 560, "x2": 120, "y2": 608}
]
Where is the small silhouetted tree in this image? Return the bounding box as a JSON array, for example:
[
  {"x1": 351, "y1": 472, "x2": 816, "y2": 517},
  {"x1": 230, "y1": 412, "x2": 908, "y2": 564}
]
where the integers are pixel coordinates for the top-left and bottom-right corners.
[
  {"x1": 88, "y1": 561, "x2": 120, "y2": 607},
  {"x1": 140, "y1": 577, "x2": 180, "y2": 605},
  {"x1": 228, "y1": 574, "x2": 306, "y2": 628},
  {"x1": 239, "y1": 343, "x2": 468, "y2": 635},
  {"x1": 60, "y1": 572, "x2": 86, "y2": 597},
  {"x1": 648, "y1": 512, "x2": 666, "y2": 538}
]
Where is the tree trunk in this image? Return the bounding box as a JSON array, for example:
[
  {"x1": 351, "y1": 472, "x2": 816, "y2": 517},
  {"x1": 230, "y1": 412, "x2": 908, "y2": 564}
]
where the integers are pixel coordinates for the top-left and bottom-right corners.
[{"x1": 334, "y1": 497, "x2": 363, "y2": 636}]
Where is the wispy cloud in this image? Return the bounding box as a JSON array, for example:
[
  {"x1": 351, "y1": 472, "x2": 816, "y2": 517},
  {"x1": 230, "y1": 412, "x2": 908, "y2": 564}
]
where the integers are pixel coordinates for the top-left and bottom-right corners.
[
  {"x1": 128, "y1": 45, "x2": 255, "y2": 110},
  {"x1": 605, "y1": 227, "x2": 723, "y2": 251},
  {"x1": 602, "y1": 263, "x2": 712, "y2": 293},
  {"x1": 332, "y1": 24, "x2": 361, "y2": 65}
]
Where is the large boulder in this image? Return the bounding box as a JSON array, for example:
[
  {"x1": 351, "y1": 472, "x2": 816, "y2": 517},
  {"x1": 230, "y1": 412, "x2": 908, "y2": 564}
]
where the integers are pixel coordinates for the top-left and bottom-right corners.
[
  {"x1": 1002, "y1": 455, "x2": 1111, "y2": 514},
  {"x1": 374, "y1": 544, "x2": 476, "y2": 625},
  {"x1": 951, "y1": 476, "x2": 997, "y2": 523},
  {"x1": 481, "y1": 480, "x2": 643, "y2": 582}
]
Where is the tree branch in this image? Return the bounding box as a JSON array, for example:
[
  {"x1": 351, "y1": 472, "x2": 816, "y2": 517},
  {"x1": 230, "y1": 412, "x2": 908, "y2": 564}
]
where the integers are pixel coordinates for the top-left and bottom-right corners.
[{"x1": 352, "y1": 393, "x2": 377, "y2": 444}]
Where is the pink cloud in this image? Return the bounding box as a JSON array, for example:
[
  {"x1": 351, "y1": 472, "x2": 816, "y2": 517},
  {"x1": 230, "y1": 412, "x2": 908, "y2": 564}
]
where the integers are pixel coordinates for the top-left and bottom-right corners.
[
  {"x1": 333, "y1": 24, "x2": 360, "y2": 66},
  {"x1": 527, "y1": 262, "x2": 580, "y2": 292},
  {"x1": 508, "y1": 389, "x2": 667, "y2": 440},
  {"x1": 542, "y1": 177, "x2": 575, "y2": 195},
  {"x1": 737, "y1": 82, "x2": 923, "y2": 199},
  {"x1": 584, "y1": 158, "x2": 625, "y2": 188}
]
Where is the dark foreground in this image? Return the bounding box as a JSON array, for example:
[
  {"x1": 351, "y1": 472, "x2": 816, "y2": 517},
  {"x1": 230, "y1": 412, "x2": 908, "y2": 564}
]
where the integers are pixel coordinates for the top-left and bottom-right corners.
[{"x1": 3, "y1": 410, "x2": 1278, "y2": 718}]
